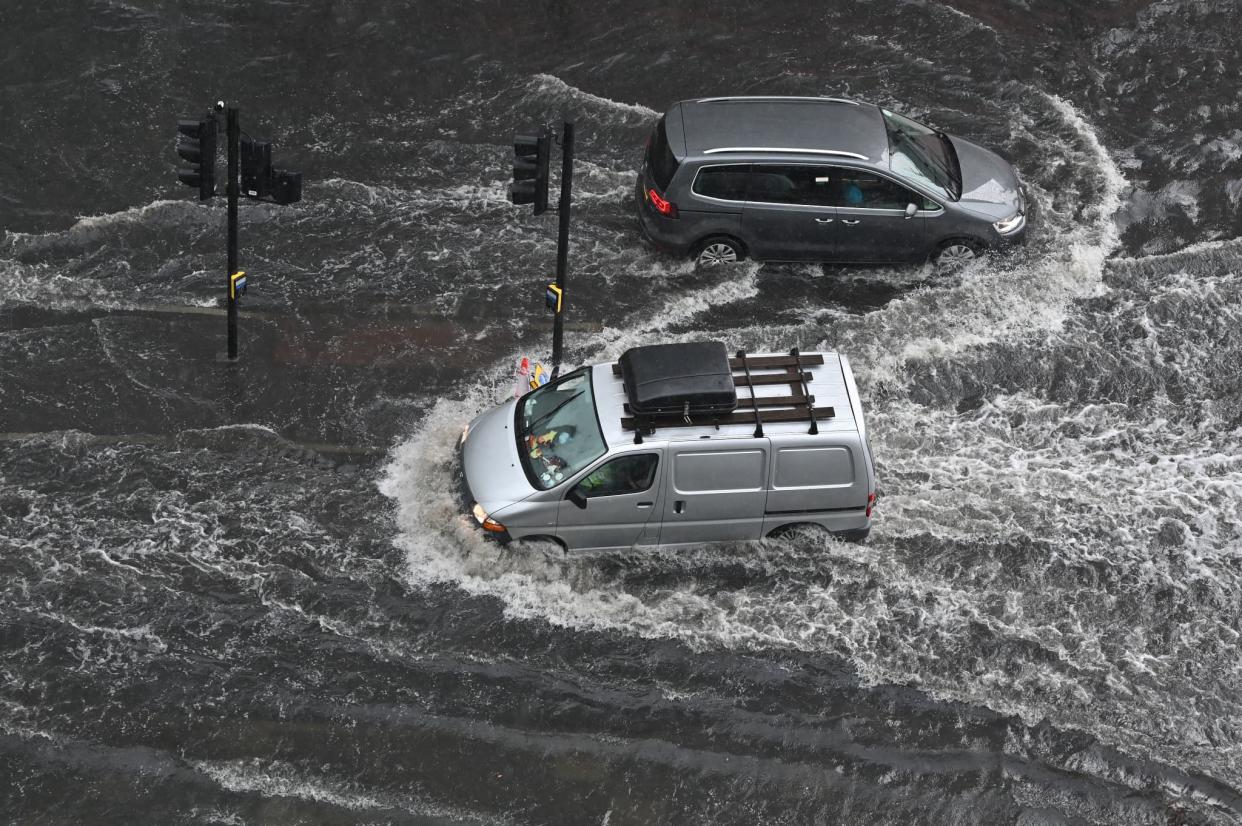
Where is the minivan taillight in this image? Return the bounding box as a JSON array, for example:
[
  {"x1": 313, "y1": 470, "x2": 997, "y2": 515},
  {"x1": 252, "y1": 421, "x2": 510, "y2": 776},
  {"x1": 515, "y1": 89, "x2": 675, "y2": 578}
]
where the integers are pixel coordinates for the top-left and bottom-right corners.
[
  {"x1": 647, "y1": 188, "x2": 678, "y2": 218},
  {"x1": 866, "y1": 492, "x2": 877, "y2": 518}
]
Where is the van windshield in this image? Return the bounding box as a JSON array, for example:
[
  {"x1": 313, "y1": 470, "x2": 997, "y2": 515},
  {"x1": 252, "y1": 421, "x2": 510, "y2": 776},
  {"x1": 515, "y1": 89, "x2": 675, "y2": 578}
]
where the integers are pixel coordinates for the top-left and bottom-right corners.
[
  {"x1": 881, "y1": 108, "x2": 962, "y2": 201},
  {"x1": 516, "y1": 367, "x2": 607, "y2": 490}
]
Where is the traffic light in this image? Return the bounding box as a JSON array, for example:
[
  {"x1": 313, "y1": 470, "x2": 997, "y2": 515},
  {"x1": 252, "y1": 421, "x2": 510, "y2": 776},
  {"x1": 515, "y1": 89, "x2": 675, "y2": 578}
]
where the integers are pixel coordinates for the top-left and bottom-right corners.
[
  {"x1": 241, "y1": 135, "x2": 302, "y2": 204},
  {"x1": 240, "y1": 136, "x2": 272, "y2": 198},
  {"x1": 176, "y1": 117, "x2": 216, "y2": 200},
  {"x1": 509, "y1": 130, "x2": 551, "y2": 214}
]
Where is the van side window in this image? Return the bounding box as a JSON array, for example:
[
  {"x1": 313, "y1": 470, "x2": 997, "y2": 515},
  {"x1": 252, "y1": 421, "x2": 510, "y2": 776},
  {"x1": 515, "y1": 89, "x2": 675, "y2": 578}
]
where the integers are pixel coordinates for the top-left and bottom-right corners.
[
  {"x1": 774, "y1": 446, "x2": 856, "y2": 488},
  {"x1": 574, "y1": 453, "x2": 659, "y2": 498},
  {"x1": 829, "y1": 169, "x2": 921, "y2": 210},
  {"x1": 692, "y1": 165, "x2": 752, "y2": 201},
  {"x1": 674, "y1": 450, "x2": 765, "y2": 492},
  {"x1": 747, "y1": 165, "x2": 836, "y2": 206}
]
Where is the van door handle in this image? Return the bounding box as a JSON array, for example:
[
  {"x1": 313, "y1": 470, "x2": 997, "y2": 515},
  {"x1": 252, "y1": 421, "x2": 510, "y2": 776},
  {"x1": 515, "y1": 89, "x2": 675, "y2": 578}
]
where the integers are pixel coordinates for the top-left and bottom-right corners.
[
  {"x1": 674, "y1": 500, "x2": 686, "y2": 514},
  {"x1": 842, "y1": 218, "x2": 861, "y2": 225},
  {"x1": 636, "y1": 501, "x2": 653, "y2": 508},
  {"x1": 813, "y1": 217, "x2": 834, "y2": 223}
]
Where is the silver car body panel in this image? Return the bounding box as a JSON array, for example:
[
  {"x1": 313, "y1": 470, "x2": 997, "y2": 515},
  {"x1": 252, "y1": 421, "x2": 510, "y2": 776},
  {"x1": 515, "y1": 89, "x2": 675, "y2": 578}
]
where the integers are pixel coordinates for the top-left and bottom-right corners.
[{"x1": 462, "y1": 352, "x2": 876, "y2": 551}]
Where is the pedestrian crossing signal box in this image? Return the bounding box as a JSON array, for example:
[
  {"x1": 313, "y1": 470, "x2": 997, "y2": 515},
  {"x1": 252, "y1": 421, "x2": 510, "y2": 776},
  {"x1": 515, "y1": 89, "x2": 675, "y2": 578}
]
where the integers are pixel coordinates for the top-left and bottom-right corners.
[
  {"x1": 545, "y1": 283, "x2": 562, "y2": 314},
  {"x1": 230, "y1": 270, "x2": 247, "y2": 300}
]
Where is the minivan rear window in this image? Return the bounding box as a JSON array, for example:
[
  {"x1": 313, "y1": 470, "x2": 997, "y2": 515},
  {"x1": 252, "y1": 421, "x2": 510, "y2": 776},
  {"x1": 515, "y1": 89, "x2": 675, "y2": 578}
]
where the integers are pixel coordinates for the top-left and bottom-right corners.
[
  {"x1": 647, "y1": 117, "x2": 681, "y2": 191},
  {"x1": 692, "y1": 165, "x2": 752, "y2": 201}
]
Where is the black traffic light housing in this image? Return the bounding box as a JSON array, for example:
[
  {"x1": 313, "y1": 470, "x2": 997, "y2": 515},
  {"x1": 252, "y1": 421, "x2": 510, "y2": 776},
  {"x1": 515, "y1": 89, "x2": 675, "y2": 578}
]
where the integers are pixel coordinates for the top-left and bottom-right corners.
[
  {"x1": 176, "y1": 116, "x2": 217, "y2": 200},
  {"x1": 510, "y1": 129, "x2": 551, "y2": 215},
  {"x1": 240, "y1": 135, "x2": 302, "y2": 205}
]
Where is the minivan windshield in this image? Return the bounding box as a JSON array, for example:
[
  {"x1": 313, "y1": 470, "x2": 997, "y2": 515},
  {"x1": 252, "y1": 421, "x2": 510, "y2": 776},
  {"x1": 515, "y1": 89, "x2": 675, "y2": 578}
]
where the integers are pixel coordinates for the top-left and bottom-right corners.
[
  {"x1": 516, "y1": 367, "x2": 607, "y2": 490},
  {"x1": 881, "y1": 108, "x2": 962, "y2": 201}
]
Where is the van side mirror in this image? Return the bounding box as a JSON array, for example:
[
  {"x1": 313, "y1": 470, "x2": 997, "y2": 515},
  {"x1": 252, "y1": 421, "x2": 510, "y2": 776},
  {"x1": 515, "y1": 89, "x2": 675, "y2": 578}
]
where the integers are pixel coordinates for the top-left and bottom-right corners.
[
  {"x1": 904, "y1": 203, "x2": 918, "y2": 219},
  {"x1": 567, "y1": 487, "x2": 588, "y2": 509}
]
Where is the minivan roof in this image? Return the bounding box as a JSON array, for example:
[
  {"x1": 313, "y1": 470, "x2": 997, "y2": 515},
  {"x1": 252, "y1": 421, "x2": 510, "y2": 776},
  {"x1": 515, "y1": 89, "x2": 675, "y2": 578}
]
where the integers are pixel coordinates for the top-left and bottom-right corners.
[
  {"x1": 674, "y1": 97, "x2": 890, "y2": 162},
  {"x1": 591, "y1": 350, "x2": 862, "y2": 449}
]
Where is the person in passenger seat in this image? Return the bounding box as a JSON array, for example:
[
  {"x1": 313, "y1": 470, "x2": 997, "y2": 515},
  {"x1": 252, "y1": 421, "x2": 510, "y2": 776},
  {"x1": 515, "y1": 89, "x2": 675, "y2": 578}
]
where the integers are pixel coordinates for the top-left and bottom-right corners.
[{"x1": 842, "y1": 178, "x2": 864, "y2": 206}]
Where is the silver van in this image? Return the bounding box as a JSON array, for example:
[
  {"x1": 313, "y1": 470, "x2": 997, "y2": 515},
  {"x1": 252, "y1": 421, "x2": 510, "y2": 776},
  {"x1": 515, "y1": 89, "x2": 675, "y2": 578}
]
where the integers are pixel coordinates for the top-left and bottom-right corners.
[
  {"x1": 636, "y1": 96, "x2": 1026, "y2": 268},
  {"x1": 460, "y1": 342, "x2": 877, "y2": 551}
]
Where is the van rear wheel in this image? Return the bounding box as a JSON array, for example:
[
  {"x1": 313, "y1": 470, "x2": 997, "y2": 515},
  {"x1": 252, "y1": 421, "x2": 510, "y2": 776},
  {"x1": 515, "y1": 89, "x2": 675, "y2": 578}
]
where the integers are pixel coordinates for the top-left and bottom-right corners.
[
  {"x1": 766, "y1": 523, "x2": 830, "y2": 541},
  {"x1": 692, "y1": 236, "x2": 745, "y2": 268}
]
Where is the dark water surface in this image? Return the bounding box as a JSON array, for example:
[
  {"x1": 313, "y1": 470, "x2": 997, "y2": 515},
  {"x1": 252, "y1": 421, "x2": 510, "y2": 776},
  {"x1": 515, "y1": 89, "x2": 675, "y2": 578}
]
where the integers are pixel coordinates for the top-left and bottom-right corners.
[{"x1": 3, "y1": 1, "x2": 1242, "y2": 823}]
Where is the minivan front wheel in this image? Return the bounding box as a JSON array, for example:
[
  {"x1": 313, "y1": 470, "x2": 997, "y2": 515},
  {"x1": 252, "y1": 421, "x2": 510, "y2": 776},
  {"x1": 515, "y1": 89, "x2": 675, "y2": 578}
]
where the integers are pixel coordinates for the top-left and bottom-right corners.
[
  {"x1": 692, "y1": 237, "x2": 744, "y2": 268},
  {"x1": 933, "y1": 238, "x2": 984, "y2": 271}
]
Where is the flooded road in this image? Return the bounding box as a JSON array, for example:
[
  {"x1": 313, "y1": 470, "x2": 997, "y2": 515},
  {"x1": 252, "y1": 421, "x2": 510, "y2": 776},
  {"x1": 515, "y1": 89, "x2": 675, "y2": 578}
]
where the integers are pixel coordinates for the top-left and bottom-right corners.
[{"x1": 2, "y1": 1, "x2": 1242, "y2": 822}]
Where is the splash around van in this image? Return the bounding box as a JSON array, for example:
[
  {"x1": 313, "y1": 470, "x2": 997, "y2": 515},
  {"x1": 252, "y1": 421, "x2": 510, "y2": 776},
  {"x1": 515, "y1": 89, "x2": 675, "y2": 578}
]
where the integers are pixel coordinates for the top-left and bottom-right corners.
[{"x1": 460, "y1": 342, "x2": 876, "y2": 551}]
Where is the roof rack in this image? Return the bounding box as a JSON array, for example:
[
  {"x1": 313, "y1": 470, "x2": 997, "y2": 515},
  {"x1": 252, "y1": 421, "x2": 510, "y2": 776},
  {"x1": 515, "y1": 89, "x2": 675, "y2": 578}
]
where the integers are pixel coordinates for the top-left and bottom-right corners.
[{"x1": 613, "y1": 352, "x2": 835, "y2": 441}]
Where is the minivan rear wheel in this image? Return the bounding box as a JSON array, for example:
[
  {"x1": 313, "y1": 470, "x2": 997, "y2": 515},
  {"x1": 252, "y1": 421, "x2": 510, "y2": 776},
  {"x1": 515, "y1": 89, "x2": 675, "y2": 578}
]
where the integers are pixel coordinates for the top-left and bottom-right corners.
[
  {"x1": 692, "y1": 236, "x2": 745, "y2": 268},
  {"x1": 933, "y1": 238, "x2": 984, "y2": 271}
]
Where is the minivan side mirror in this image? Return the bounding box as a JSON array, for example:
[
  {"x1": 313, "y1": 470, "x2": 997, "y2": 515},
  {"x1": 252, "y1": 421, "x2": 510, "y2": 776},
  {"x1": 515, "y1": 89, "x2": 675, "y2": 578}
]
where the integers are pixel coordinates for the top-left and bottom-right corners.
[
  {"x1": 567, "y1": 486, "x2": 588, "y2": 509},
  {"x1": 904, "y1": 203, "x2": 918, "y2": 219}
]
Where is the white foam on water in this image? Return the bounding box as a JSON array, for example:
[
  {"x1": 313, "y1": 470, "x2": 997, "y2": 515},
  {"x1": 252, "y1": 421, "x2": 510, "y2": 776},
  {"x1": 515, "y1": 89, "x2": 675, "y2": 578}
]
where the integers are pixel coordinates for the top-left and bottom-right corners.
[
  {"x1": 812, "y1": 92, "x2": 1127, "y2": 389},
  {"x1": 529, "y1": 74, "x2": 658, "y2": 119},
  {"x1": 194, "y1": 758, "x2": 504, "y2": 823},
  {"x1": 584, "y1": 263, "x2": 761, "y2": 361}
]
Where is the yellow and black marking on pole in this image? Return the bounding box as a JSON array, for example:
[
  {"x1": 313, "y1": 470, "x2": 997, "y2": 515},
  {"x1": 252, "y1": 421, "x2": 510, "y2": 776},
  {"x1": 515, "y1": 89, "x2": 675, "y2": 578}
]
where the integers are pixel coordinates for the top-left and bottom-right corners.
[
  {"x1": 545, "y1": 282, "x2": 562, "y2": 314},
  {"x1": 230, "y1": 270, "x2": 247, "y2": 300}
]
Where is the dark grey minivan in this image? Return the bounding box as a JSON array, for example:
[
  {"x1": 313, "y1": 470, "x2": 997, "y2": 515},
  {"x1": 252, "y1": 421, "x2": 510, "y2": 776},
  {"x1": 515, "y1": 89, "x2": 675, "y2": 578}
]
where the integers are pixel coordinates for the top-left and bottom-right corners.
[{"x1": 636, "y1": 96, "x2": 1026, "y2": 268}]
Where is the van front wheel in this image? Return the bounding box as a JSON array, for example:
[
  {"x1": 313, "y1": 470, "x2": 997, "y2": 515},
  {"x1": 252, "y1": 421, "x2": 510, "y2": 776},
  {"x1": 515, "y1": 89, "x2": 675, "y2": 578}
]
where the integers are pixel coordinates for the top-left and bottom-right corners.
[
  {"x1": 692, "y1": 236, "x2": 745, "y2": 268},
  {"x1": 517, "y1": 535, "x2": 568, "y2": 554}
]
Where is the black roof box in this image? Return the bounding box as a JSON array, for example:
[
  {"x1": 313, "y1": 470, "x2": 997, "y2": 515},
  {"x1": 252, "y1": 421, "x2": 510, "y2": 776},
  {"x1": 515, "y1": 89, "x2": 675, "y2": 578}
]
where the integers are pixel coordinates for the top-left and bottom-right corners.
[{"x1": 619, "y1": 341, "x2": 737, "y2": 416}]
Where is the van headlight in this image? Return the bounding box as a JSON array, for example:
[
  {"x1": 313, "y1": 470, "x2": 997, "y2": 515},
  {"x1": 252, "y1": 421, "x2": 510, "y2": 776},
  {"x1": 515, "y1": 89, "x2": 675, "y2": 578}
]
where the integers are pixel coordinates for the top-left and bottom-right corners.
[
  {"x1": 460, "y1": 422, "x2": 471, "y2": 446},
  {"x1": 993, "y1": 212, "x2": 1025, "y2": 235},
  {"x1": 471, "y1": 502, "x2": 507, "y2": 533}
]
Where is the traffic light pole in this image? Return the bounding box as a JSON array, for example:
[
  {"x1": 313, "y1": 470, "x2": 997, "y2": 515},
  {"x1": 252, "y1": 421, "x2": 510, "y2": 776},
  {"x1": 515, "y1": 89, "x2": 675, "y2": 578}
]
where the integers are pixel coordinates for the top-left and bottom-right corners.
[
  {"x1": 226, "y1": 106, "x2": 240, "y2": 361},
  {"x1": 551, "y1": 121, "x2": 573, "y2": 379}
]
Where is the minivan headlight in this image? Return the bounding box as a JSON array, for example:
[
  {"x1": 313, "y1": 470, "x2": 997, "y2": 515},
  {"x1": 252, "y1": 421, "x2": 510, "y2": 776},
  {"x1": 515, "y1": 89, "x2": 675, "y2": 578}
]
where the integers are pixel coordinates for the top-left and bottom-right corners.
[{"x1": 993, "y1": 212, "x2": 1025, "y2": 235}]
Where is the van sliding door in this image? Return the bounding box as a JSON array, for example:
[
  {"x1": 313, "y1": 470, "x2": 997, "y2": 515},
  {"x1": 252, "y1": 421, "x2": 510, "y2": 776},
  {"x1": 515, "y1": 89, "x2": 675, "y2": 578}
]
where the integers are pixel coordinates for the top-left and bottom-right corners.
[{"x1": 658, "y1": 441, "x2": 769, "y2": 546}]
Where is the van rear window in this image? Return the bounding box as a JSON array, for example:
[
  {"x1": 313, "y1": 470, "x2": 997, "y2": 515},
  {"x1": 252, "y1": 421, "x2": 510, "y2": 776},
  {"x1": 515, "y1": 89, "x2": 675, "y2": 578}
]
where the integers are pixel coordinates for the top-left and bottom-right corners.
[
  {"x1": 647, "y1": 117, "x2": 681, "y2": 191},
  {"x1": 773, "y1": 447, "x2": 855, "y2": 488}
]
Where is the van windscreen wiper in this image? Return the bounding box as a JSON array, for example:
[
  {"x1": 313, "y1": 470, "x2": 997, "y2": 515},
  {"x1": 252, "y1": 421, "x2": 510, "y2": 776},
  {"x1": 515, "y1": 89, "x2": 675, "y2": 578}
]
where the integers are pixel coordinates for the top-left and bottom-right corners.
[{"x1": 526, "y1": 390, "x2": 584, "y2": 434}]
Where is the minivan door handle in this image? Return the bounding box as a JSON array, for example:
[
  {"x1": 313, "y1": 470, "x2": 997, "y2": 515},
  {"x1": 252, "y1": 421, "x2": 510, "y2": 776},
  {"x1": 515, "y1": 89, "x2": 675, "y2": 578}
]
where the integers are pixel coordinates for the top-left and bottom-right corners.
[
  {"x1": 673, "y1": 500, "x2": 686, "y2": 514},
  {"x1": 636, "y1": 501, "x2": 653, "y2": 509},
  {"x1": 813, "y1": 217, "x2": 834, "y2": 223},
  {"x1": 841, "y1": 218, "x2": 861, "y2": 225}
]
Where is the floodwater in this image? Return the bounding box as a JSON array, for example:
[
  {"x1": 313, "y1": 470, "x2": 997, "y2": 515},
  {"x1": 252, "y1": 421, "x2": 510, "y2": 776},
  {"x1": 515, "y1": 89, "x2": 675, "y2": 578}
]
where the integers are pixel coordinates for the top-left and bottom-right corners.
[{"x1": 2, "y1": 1, "x2": 1242, "y2": 823}]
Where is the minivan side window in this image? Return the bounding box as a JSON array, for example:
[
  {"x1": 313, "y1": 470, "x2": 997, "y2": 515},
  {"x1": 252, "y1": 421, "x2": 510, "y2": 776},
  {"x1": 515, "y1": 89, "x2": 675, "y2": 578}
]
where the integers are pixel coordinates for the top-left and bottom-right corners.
[
  {"x1": 574, "y1": 453, "x2": 659, "y2": 498},
  {"x1": 830, "y1": 169, "x2": 925, "y2": 210},
  {"x1": 692, "y1": 165, "x2": 752, "y2": 202},
  {"x1": 747, "y1": 165, "x2": 836, "y2": 207}
]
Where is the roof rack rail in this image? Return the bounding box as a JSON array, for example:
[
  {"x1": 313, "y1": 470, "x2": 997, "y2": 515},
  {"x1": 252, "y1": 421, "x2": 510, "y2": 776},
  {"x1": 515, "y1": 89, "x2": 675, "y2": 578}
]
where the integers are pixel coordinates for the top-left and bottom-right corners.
[
  {"x1": 702, "y1": 147, "x2": 869, "y2": 160},
  {"x1": 790, "y1": 347, "x2": 818, "y2": 435},
  {"x1": 614, "y1": 352, "x2": 835, "y2": 436},
  {"x1": 735, "y1": 350, "x2": 764, "y2": 438},
  {"x1": 695, "y1": 96, "x2": 859, "y2": 106}
]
